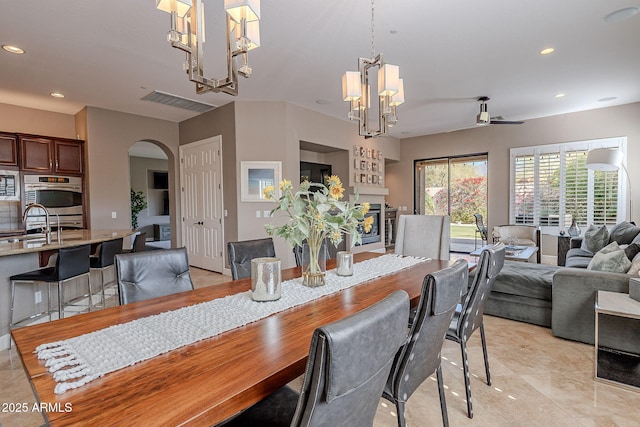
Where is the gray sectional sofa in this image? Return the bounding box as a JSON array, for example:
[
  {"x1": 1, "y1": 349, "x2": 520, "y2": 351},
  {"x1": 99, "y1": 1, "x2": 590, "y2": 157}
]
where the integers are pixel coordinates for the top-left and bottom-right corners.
[{"x1": 483, "y1": 221, "x2": 640, "y2": 353}]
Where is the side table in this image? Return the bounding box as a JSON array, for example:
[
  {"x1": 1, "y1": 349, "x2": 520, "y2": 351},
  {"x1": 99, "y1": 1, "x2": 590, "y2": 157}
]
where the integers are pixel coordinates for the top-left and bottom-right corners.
[
  {"x1": 557, "y1": 235, "x2": 571, "y2": 266},
  {"x1": 594, "y1": 290, "x2": 640, "y2": 390}
]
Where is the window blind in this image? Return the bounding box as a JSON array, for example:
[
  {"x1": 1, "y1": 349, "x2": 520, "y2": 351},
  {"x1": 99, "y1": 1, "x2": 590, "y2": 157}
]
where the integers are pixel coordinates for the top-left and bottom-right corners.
[{"x1": 510, "y1": 137, "x2": 626, "y2": 230}]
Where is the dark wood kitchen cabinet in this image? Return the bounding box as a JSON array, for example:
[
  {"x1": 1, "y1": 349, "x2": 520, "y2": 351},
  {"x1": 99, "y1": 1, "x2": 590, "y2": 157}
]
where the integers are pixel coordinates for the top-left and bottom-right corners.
[
  {"x1": 20, "y1": 135, "x2": 84, "y2": 175},
  {"x1": 0, "y1": 132, "x2": 18, "y2": 167}
]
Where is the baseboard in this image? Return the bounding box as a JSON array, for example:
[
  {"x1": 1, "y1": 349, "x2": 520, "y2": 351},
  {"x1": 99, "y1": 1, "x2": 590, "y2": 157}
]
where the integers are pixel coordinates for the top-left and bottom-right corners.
[{"x1": 0, "y1": 333, "x2": 10, "y2": 351}]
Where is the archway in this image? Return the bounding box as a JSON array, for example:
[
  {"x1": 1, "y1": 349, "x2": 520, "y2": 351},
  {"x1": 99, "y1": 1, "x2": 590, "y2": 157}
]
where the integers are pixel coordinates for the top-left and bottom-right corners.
[{"x1": 128, "y1": 140, "x2": 174, "y2": 249}]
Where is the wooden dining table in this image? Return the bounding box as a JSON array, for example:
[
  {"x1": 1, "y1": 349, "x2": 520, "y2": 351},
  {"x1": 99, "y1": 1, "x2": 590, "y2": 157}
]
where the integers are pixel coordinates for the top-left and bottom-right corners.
[{"x1": 11, "y1": 252, "x2": 451, "y2": 426}]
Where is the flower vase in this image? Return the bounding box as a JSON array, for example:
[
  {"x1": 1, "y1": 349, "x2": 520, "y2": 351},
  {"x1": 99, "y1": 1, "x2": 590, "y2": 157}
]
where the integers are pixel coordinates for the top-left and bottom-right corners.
[
  {"x1": 302, "y1": 241, "x2": 326, "y2": 287},
  {"x1": 567, "y1": 219, "x2": 581, "y2": 237}
]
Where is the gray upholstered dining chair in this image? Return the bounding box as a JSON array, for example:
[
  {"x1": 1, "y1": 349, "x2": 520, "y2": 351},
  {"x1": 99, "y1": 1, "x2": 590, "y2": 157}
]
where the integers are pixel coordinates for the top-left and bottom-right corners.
[
  {"x1": 115, "y1": 247, "x2": 194, "y2": 304},
  {"x1": 446, "y1": 242, "x2": 505, "y2": 419},
  {"x1": 217, "y1": 290, "x2": 411, "y2": 427},
  {"x1": 383, "y1": 258, "x2": 468, "y2": 427},
  {"x1": 394, "y1": 214, "x2": 450, "y2": 260},
  {"x1": 227, "y1": 237, "x2": 276, "y2": 280}
]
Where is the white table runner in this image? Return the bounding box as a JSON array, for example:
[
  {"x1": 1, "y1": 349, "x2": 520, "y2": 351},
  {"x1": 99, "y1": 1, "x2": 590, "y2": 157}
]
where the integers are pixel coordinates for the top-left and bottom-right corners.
[{"x1": 36, "y1": 254, "x2": 428, "y2": 394}]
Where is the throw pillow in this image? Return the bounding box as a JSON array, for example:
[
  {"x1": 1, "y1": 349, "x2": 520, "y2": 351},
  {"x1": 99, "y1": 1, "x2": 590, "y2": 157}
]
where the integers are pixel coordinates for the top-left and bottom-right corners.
[
  {"x1": 625, "y1": 242, "x2": 640, "y2": 261},
  {"x1": 587, "y1": 242, "x2": 632, "y2": 273},
  {"x1": 580, "y1": 224, "x2": 609, "y2": 254},
  {"x1": 628, "y1": 253, "x2": 640, "y2": 276},
  {"x1": 608, "y1": 222, "x2": 640, "y2": 245}
]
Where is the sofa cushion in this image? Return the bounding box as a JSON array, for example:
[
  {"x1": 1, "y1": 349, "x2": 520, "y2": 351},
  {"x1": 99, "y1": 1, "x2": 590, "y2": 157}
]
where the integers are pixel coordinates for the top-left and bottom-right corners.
[
  {"x1": 587, "y1": 242, "x2": 631, "y2": 273},
  {"x1": 625, "y1": 242, "x2": 640, "y2": 261},
  {"x1": 490, "y1": 260, "x2": 556, "y2": 300},
  {"x1": 608, "y1": 221, "x2": 640, "y2": 245},
  {"x1": 581, "y1": 224, "x2": 609, "y2": 254},
  {"x1": 628, "y1": 253, "x2": 640, "y2": 276},
  {"x1": 565, "y1": 255, "x2": 592, "y2": 269}
]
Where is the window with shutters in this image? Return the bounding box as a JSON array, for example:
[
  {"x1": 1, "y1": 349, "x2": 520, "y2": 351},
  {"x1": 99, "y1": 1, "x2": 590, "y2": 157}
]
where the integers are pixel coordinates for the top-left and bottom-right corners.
[{"x1": 510, "y1": 137, "x2": 627, "y2": 232}]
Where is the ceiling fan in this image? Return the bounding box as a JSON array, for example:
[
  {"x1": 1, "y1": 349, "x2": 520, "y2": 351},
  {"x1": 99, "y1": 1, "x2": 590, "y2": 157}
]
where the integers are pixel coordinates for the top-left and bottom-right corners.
[{"x1": 476, "y1": 96, "x2": 524, "y2": 126}]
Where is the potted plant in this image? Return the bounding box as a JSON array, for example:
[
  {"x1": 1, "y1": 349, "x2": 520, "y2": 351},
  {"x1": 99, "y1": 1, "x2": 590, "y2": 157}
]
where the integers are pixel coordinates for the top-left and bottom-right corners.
[{"x1": 130, "y1": 189, "x2": 147, "y2": 230}]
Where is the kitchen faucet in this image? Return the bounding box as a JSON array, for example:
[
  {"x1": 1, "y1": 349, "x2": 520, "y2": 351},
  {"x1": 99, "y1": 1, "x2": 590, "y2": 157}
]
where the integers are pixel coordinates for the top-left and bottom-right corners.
[{"x1": 22, "y1": 203, "x2": 52, "y2": 244}]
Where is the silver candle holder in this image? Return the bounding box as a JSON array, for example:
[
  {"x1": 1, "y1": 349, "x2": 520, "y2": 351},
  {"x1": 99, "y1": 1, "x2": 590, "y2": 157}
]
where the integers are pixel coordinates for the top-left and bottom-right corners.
[
  {"x1": 251, "y1": 257, "x2": 281, "y2": 301},
  {"x1": 336, "y1": 251, "x2": 354, "y2": 276}
]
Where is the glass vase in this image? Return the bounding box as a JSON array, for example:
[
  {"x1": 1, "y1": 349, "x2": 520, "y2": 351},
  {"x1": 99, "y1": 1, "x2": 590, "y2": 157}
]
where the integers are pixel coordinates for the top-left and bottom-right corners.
[
  {"x1": 302, "y1": 241, "x2": 326, "y2": 287},
  {"x1": 567, "y1": 219, "x2": 581, "y2": 237}
]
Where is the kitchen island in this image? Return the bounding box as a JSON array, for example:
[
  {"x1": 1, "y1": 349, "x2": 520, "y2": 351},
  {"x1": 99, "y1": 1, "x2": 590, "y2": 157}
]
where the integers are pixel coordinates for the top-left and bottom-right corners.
[{"x1": 0, "y1": 229, "x2": 136, "y2": 349}]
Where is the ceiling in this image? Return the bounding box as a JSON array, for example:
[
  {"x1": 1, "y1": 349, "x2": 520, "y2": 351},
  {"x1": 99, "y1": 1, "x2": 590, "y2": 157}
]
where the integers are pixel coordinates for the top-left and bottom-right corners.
[{"x1": 1, "y1": 1, "x2": 639, "y2": 139}]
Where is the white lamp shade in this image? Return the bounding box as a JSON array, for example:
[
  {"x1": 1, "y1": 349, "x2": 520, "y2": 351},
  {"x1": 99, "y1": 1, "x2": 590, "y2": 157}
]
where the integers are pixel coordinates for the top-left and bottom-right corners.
[
  {"x1": 245, "y1": 20, "x2": 260, "y2": 50},
  {"x1": 156, "y1": 0, "x2": 191, "y2": 18},
  {"x1": 586, "y1": 148, "x2": 623, "y2": 171},
  {"x1": 377, "y1": 64, "x2": 399, "y2": 97},
  {"x1": 342, "y1": 71, "x2": 362, "y2": 101},
  {"x1": 225, "y1": 0, "x2": 260, "y2": 22},
  {"x1": 390, "y1": 79, "x2": 405, "y2": 106}
]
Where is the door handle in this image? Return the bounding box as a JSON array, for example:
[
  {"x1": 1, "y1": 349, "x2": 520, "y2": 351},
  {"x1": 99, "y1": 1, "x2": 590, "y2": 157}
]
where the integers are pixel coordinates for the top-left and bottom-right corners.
[{"x1": 193, "y1": 221, "x2": 204, "y2": 225}]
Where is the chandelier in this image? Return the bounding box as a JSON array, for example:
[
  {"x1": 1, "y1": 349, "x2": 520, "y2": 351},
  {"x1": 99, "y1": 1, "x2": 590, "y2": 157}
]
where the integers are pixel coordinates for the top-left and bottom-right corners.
[
  {"x1": 342, "y1": 0, "x2": 405, "y2": 138},
  {"x1": 156, "y1": 0, "x2": 260, "y2": 96}
]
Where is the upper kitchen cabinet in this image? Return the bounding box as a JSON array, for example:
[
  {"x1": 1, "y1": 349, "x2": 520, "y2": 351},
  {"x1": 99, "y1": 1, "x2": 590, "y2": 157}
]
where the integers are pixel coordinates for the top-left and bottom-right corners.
[
  {"x1": 20, "y1": 135, "x2": 84, "y2": 175},
  {"x1": 0, "y1": 132, "x2": 18, "y2": 167}
]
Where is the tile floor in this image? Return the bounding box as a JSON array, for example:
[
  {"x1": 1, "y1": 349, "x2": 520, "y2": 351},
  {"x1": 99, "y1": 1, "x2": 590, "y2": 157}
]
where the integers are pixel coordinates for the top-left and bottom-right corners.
[{"x1": 2, "y1": 267, "x2": 639, "y2": 426}]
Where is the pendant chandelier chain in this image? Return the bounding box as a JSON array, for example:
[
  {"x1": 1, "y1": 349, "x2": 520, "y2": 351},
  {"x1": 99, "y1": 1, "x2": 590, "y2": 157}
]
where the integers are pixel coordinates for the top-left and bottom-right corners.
[{"x1": 370, "y1": 0, "x2": 375, "y2": 59}]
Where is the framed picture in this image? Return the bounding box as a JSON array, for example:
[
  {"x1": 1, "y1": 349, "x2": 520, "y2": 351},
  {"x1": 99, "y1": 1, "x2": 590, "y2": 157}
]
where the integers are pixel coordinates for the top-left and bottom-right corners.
[
  {"x1": 360, "y1": 160, "x2": 366, "y2": 170},
  {"x1": 378, "y1": 175, "x2": 383, "y2": 185},
  {"x1": 366, "y1": 161, "x2": 371, "y2": 170},
  {"x1": 366, "y1": 148, "x2": 372, "y2": 158},
  {"x1": 241, "y1": 161, "x2": 281, "y2": 202},
  {"x1": 354, "y1": 158, "x2": 359, "y2": 169},
  {"x1": 353, "y1": 145, "x2": 360, "y2": 156},
  {"x1": 372, "y1": 149, "x2": 377, "y2": 159},
  {"x1": 367, "y1": 174, "x2": 372, "y2": 184},
  {"x1": 361, "y1": 173, "x2": 367, "y2": 183},
  {"x1": 372, "y1": 162, "x2": 378, "y2": 172},
  {"x1": 354, "y1": 173, "x2": 359, "y2": 183},
  {"x1": 360, "y1": 147, "x2": 366, "y2": 157},
  {"x1": 372, "y1": 175, "x2": 378, "y2": 184}
]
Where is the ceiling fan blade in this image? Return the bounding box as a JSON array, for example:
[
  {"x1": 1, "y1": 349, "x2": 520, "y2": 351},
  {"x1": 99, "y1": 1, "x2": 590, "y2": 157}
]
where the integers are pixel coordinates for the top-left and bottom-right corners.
[{"x1": 490, "y1": 120, "x2": 524, "y2": 125}]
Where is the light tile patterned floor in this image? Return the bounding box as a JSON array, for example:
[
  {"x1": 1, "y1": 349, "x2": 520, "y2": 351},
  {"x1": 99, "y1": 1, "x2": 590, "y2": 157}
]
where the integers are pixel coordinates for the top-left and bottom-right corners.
[{"x1": 2, "y1": 267, "x2": 639, "y2": 426}]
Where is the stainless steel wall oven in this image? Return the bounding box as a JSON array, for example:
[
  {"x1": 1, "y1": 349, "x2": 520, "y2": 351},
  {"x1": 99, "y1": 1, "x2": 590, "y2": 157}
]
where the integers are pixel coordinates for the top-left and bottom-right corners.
[{"x1": 23, "y1": 175, "x2": 84, "y2": 229}]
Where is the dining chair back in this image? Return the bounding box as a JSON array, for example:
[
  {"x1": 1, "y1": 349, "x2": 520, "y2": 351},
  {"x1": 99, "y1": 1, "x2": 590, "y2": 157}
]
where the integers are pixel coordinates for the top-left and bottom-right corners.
[
  {"x1": 474, "y1": 213, "x2": 488, "y2": 249},
  {"x1": 218, "y1": 290, "x2": 410, "y2": 427},
  {"x1": 394, "y1": 214, "x2": 450, "y2": 260},
  {"x1": 446, "y1": 242, "x2": 505, "y2": 418},
  {"x1": 227, "y1": 238, "x2": 276, "y2": 280},
  {"x1": 383, "y1": 258, "x2": 468, "y2": 427},
  {"x1": 115, "y1": 247, "x2": 194, "y2": 304}
]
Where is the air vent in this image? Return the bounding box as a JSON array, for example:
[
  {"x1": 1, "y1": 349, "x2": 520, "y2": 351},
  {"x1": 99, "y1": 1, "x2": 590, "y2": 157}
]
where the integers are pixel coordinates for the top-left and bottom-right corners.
[{"x1": 141, "y1": 90, "x2": 216, "y2": 113}]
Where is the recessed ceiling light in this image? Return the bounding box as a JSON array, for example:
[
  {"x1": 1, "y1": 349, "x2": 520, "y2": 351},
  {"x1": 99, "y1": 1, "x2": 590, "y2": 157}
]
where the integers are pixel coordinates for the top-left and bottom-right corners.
[
  {"x1": 50, "y1": 92, "x2": 65, "y2": 98},
  {"x1": 315, "y1": 99, "x2": 331, "y2": 105},
  {"x1": 599, "y1": 96, "x2": 618, "y2": 102},
  {"x1": 539, "y1": 47, "x2": 555, "y2": 55},
  {"x1": 389, "y1": 29, "x2": 398, "y2": 35},
  {"x1": 603, "y1": 7, "x2": 639, "y2": 23},
  {"x1": 555, "y1": 93, "x2": 566, "y2": 98},
  {"x1": 2, "y1": 45, "x2": 25, "y2": 54}
]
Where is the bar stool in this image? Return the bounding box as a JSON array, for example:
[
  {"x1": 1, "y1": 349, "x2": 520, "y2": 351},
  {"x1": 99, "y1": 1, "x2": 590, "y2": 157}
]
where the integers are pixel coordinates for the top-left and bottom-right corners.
[
  {"x1": 125, "y1": 232, "x2": 146, "y2": 253},
  {"x1": 90, "y1": 238, "x2": 123, "y2": 307},
  {"x1": 10, "y1": 245, "x2": 92, "y2": 330}
]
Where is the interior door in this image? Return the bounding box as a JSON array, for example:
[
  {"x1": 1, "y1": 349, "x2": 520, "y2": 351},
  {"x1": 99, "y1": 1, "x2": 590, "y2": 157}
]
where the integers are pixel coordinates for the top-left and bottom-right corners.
[{"x1": 180, "y1": 136, "x2": 224, "y2": 272}]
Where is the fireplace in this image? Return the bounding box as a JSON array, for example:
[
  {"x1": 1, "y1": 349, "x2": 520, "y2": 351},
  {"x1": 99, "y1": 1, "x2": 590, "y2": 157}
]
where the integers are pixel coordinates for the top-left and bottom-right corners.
[{"x1": 358, "y1": 203, "x2": 382, "y2": 245}]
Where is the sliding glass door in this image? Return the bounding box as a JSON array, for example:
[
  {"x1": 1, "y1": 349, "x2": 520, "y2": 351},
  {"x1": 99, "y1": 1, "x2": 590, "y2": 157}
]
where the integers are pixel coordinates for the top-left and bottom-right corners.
[{"x1": 415, "y1": 153, "x2": 488, "y2": 252}]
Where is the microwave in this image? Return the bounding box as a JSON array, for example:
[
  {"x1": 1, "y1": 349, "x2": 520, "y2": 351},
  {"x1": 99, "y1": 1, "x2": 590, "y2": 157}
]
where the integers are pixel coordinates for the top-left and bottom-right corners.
[
  {"x1": 0, "y1": 169, "x2": 20, "y2": 201},
  {"x1": 23, "y1": 175, "x2": 84, "y2": 229}
]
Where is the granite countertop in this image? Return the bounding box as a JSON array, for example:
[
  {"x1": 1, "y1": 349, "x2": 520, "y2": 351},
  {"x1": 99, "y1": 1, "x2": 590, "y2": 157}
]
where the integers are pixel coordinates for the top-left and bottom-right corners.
[{"x1": 0, "y1": 229, "x2": 136, "y2": 257}]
